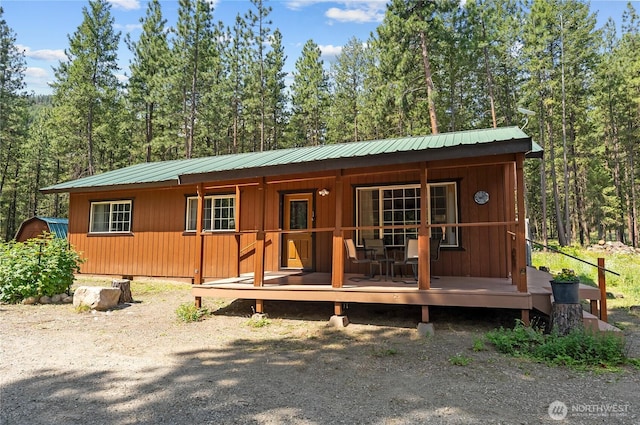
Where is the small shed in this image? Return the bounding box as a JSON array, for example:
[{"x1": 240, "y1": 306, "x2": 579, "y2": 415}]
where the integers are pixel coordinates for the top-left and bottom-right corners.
[{"x1": 15, "y1": 217, "x2": 69, "y2": 242}]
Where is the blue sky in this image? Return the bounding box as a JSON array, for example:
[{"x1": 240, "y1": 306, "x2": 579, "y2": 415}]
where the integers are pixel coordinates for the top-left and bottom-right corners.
[{"x1": 1, "y1": 0, "x2": 637, "y2": 95}]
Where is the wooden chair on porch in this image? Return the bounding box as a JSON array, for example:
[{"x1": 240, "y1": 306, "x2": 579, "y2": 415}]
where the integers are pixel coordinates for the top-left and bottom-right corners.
[{"x1": 344, "y1": 239, "x2": 378, "y2": 281}]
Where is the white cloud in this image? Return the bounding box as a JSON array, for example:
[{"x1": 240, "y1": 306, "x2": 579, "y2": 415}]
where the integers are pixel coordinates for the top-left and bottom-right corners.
[
  {"x1": 325, "y1": 6, "x2": 383, "y2": 23},
  {"x1": 319, "y1": 44, "x2": 342, "y2": 58},
  {"x1": 116, "y1": 74, "x2": 129, "y2": 84},
  {"x1": 25, "y1": 67, "x2": 53, "y2": 95},
  {"x1": 108, "y1": 0, "x2": 141, "y2": 11},
  {"x1": 286, "y1": 1, "x2": 386, "y2": 23},
  {"x1": 17, "y1": 44, "x2": 66, "y2": 62},
  {"x1": 26, "y1": 67, "x2": 49, "y2": 79},
  {"x1": 114, "y1": 23, "x2": 143, "y2": 32}
]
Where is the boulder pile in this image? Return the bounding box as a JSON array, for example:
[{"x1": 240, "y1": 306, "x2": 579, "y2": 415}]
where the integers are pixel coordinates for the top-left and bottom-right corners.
[
  {"x1": 587, "y1": 240, "x2": 639, "y2": 255},
  {"x1": 22, "y1": 294, "x2": 73, "y2": 305}
]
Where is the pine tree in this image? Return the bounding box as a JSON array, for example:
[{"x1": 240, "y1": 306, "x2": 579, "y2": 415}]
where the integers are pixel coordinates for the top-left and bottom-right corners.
[
  {"x1": 289, "y1": 40, "x2": 329, "y2": 146},
  {"x1": 327, "y1": 37, "x2": 370, "y2": 143},
  {"x1": 0, "y1": 7, "x2": 30, "y2": 240},
  {"x1": 50, "y1": 0, "x2": 122, "y2": 178},
  {"x1": 126, "y1": 0, "x2": 172, "y2": 162},
  {"x1": 264, "y1": 28, "x2": 288, "y2": 150}
]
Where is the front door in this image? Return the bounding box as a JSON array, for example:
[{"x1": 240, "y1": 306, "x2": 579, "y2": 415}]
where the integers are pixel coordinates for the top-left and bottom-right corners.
[{"x1": 283, "y1": 193, "x2": 313, "y2": 269}]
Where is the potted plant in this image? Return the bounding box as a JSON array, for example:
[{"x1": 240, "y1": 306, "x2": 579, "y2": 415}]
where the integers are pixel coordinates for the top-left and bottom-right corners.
[{"x1": 550, "y1": 268, "x2": 580, "y2": 304}]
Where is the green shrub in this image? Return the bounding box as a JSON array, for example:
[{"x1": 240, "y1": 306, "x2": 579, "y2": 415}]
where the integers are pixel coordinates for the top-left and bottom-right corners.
[
  {"x1": 0, "y1": 235, "x2": 83, "y2": 303},
  {"x1": 176, "y1": 303, "x2": 209, "y2": 322},
  {"x1": 486, "y1": 320, "x2": 629, "y2": 369}
]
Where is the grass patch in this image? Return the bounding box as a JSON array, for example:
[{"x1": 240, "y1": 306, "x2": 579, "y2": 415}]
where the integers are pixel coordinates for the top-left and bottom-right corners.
[
  {"x1": 175, "y1": 303, "x2": 209, "y2": 323},
  {"x1": 245, "y1": 316, "x2": 271, "y2": 328},
  {"x1": 472, "y1": 337, "x2": 487, "y2": 352},
  {"x1": 372, "y1": 347, "x2": 399, "y2": 357},
  {"x1": 532, "y1": 248, "x2": 640, "y2": 307},
  {"x1": 74, "y1": 304, "x2": 91, "y2": 313},
  {"x1": 449, "y1": 354, "x2": 472, "y2": 366},
  {"x1": 486, "y1": 320, "x2": 631, "y2": 370}
]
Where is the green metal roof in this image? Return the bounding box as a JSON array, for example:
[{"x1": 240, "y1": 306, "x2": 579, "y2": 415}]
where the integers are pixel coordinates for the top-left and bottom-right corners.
[{"x1": 42, "y1": 126, "x2": 537, "y2": 193}]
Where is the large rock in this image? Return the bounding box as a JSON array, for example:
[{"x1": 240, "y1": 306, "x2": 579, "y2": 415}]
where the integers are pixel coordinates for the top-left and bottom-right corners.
[{"x1": 73, "y1": 286, "x2": 121, "y2": 311}]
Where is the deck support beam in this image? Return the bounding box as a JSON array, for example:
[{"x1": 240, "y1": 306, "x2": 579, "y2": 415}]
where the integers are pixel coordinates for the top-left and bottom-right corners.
[
  {"x1": 521, "y1": 309, "x2": 530, "y2": 326},
  {"x1": 255, "y1": 299, "x2": 264, "y2": 314},
  {"x1": 421, "y1": 305, "x2": 430, "y2": 322}
]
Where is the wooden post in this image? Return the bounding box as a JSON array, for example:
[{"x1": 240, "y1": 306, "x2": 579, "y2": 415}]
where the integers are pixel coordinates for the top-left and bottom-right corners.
[
  {"x1": 598, "y1": 257, "x2": 607, "y2": 322},
  {"x1": 235, "y1": 185, "x2": 241, "y2": 277},
  {"x1": 334, "y1": 302, "x2": 343, "y2": 316},
  {"x1": 418, "y1": 164, "x2": 430, "y2": 290},
  {"x1": 254, "y1": 178, "x2": 266, "y2": 287},
  {"x1": 332, "y1": 171, "x2": 344, "y2": 288},
  {"x1": 194, "y1": 183, "x2": 205, "y2": 309},
  {"x1": 515, "y1": 154, "x2": 527, "y2": 292},
  {"x1": 421, "y1": 305, "x2": 430, "y2": 323},
  {"x1": 111, "y1": 279, "x2": 133, "y2": 303},
  {"x1": 255, "y1": 299, "x2": 264, "y2": 314}
]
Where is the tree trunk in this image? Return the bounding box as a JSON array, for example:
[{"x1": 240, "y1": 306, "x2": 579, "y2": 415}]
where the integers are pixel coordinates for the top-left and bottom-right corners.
[
  {"x1": 551, "y1": 303, "x2": 583, "y2": 336},
  {"x1": 418, "y1": 30, "x2": 438, "y2": 134},
  {"x1": 547, "y1": 119, "x2": 567, "y2": 246},
  {"x1": 112, "y1": 279, "x2": 133, "y2": 303}
]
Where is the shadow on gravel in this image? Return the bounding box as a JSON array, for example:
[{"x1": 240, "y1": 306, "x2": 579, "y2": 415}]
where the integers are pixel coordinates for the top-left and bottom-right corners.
[
  {"x1": 215, "y1": 298, "x2": 526, "y2": 330},
  {"x1": 1, "y1": 324, "x2": 499, "y2": 425}
]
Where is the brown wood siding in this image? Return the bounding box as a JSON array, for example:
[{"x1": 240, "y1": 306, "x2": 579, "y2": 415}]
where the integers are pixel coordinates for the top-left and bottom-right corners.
[
  {"x1": 67, "y1": 158, "x2": 516, "y2": 280},
  {"x1": 70, "y1": 187, "x2": 199, "y2": 278}
]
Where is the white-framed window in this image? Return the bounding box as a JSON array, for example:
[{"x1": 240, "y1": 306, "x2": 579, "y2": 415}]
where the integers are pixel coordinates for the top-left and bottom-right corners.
[
  {"x1": 185, "y1": 195, "x2": 236, "y2": 232},
  {"x1": 356, "y1": 182, "x2": 459, "y2": 247},
  {"x1": 89, "y1": 200, "x2": 132, "y2": 233}
]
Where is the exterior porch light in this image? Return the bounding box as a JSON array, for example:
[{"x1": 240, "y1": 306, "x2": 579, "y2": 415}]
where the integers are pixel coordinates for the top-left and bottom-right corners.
[{"x1": 318, "y1": 188, "x2": 330, "y2": 197}]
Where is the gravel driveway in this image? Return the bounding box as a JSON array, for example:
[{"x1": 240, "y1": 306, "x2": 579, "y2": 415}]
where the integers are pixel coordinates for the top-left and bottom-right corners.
[{"x1": 1, "y1": 280, "x2": 639, "y2": 424}]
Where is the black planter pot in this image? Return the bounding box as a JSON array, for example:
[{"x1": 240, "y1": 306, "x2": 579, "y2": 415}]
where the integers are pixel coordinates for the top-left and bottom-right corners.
[{"x1": 550, "y1": 281, "x2": 580, "y2": 304}]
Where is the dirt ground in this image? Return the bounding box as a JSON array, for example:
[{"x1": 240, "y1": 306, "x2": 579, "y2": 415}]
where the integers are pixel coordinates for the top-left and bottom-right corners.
[{"x1": 1, "y1": 280, "x2": 639, "y2": 425}]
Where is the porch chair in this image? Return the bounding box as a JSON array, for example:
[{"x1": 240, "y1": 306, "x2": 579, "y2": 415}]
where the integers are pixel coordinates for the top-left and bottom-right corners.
[
  {"x1": 393, "y1": 238, "x2": 419, "y2": 283},
  {"x1": 344, "y1": 239, "x2": 378, "y2": 281},
  {"x1": 364, "y1": 238, "x2": 394, "y2": 280},
  {"x1": 394, "y1": 237, "x2": 441, "y2": 282},
  {"x1": 430, "y1": 237, "x2": 442, "y2": 279}
]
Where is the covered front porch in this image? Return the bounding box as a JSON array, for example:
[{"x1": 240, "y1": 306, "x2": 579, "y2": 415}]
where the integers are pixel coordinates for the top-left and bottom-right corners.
[{"x1": 191, "y1": 267, "x2": 603, "y2": 324}]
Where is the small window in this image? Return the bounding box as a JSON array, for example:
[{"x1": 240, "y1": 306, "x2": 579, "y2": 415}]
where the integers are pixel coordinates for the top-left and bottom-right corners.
[
  {"x1": 90, "y1": 200, "x2": 132, "y2": 233},
  {"x1": 185, "y1": 195, "x2": 235, "y2": 232}
]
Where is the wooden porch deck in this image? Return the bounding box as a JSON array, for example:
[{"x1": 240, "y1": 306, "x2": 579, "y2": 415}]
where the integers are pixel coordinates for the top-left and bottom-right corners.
[{"x1": 192, "y1": 266, "x2": 601, "y2": 312}]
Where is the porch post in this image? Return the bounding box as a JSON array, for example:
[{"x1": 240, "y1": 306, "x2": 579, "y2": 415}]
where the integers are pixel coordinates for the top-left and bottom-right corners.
[
  {"x1": 254, "y1": 178, "x2": 266, "y2": 289},
  {"x1": 515, "y1": 154, "x2": 528, "y2": 293},
  {"x1": 235, "y1": 185, "x2": 241, "y2": 277},
  {"x1": 194, "y1": 183, "x2": 205, "y2": 308},
  {"x1": 332, "y1": 171, "x2": 344, "y2": 288},
  {"x1": 418, "y1": 163, "x2": 431, "y2": 290}
]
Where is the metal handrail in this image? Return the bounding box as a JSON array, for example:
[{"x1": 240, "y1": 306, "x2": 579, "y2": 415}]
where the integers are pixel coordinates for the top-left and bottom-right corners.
[{"x1": 527, "y1": 238, "x2": 620, "y2": 276}]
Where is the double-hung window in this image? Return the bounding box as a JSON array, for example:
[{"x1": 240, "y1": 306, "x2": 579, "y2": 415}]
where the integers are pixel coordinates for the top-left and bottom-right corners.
[
  {"x1": 356, "y1": 182, "x2": 459, "y2": 248},
  {"x1": 185, "y1": 195, "x2": 236, "y2": 232},
  {"x1": 89, "y1": 200, "x2": 132, "y2": 233}
]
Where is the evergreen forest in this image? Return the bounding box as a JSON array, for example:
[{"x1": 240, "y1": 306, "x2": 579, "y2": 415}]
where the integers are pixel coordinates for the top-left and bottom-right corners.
[{"x1": 0, "y1": 0, "x2": 638, "y2": 249}]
